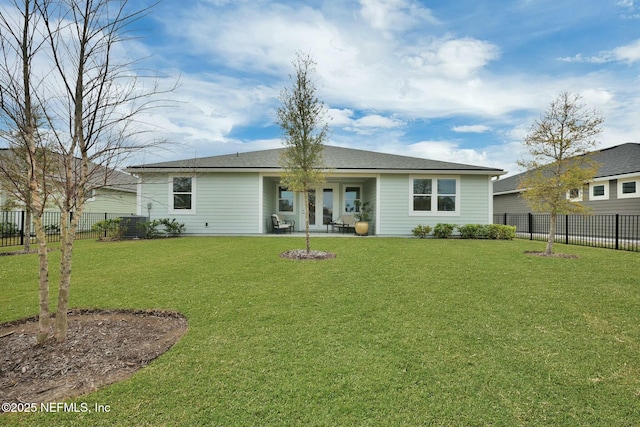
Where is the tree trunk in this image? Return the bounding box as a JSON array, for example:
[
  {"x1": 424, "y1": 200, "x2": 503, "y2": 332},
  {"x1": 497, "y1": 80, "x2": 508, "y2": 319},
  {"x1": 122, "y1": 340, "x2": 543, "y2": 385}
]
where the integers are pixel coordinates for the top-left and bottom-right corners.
[
  {"x1": 54, "y1": 209, "x2": 79, "y2": 342},
  {"x1": 304, "y1": 190, "x2": 310, "y2": 254},
  {"x1": 33, "y1": 213, "x2": 50, "y2": 344},
  {"x1": 24, "y1": 209, "x2": 31, "y2": 252},
  {"x1": 545, "y1": 213, "x2": 556, "y2": 256}
]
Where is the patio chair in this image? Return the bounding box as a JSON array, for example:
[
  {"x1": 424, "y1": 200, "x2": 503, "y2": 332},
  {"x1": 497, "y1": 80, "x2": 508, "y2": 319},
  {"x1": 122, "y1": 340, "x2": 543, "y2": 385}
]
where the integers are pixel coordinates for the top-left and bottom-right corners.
[
  {"x1": 271, "y1": 214, "x2": 294, "y2": 234},
  {"x1": 332, "y1": 214, "x2": 355, "y2": 233}
]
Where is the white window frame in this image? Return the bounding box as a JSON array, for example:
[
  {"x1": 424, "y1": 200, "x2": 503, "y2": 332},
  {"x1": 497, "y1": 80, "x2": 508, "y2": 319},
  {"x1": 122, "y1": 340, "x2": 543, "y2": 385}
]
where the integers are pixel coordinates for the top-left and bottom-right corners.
[
  {"x1": 409, "y1": 175, "x2": 460, "y2": 216},
  {"x1": 277, "y1": 186, "x2": 295, "y2": 214},
  {"x1": 590, "y1": 181, "x2": 609, "y2": 201},
  {"x1": 344, "y1": 185, "x2": 362, "y2": 213},
  {"x1": 618, "y1": 178, "x2": 639, "y2": 199},
  {"x1": 169, "y1": 175, "x2": 196, "y2": 214}
]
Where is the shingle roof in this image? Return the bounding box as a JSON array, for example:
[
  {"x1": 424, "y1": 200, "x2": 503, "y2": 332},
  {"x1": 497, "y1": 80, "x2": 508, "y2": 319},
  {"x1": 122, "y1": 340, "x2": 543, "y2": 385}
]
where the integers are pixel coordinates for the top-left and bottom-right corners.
[
  {"x1": 0, "y1": 148, "x2": 136, "y2": 192},
  {"x1": 127, "y1": 145, "x2": 504, "y2": 174},
  {"x1": 493, "y1": 143, "x2": 640, "y2": 194}
]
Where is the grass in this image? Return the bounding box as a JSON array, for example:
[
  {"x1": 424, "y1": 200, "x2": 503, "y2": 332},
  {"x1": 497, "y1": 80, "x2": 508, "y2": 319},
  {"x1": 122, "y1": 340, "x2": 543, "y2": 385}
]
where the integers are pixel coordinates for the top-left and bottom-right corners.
[{"x1": 1, "y1": 237, "x2": 640, "y2": 426}]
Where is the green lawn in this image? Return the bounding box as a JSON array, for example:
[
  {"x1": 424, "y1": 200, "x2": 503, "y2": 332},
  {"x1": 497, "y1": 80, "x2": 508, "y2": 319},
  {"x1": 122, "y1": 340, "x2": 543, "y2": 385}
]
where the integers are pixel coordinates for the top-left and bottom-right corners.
[{"x1": 1, "y1": 237, "x2": 639, "y2": 426}]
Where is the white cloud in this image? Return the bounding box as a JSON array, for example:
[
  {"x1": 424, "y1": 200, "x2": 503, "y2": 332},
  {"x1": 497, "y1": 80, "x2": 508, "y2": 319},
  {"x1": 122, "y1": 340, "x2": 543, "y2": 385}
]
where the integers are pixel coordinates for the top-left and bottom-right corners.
[
  {"x1": 403, "y1": 141, "x2": 490, "y2": 167},
  {"x1": 612, "y1": 39, "x2": 640, "y2": 62},
  {"x1": 558, "y1": 38, "x2": 640, "y2": 64},
  {"x1": 359, "y1": 0, "x2": 438, "y2": 32},
  {"x1": 451, "y1": 125, "x2": 492, "y2": 133}
]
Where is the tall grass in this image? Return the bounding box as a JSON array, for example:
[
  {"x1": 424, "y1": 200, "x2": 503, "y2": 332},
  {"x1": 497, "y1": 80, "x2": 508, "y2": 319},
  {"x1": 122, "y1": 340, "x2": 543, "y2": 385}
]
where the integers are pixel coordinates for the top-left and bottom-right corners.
[{"x1": 1, "y1": 237, "x2": 639, "y2": 425}]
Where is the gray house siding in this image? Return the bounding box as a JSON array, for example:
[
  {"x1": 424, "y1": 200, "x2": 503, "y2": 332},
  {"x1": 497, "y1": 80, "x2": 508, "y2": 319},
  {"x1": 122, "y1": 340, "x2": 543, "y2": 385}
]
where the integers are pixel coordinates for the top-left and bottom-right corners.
[
  {"x1": 140, "y1": 172, "x2": 260, "y2": 235},
  {"x1": 377, "y1": 174, "x2": 494, "y2": 235},
  {"x1": 128, "y1": 146, "x2": 505, "y2": 236},
  {"x1": 495, "y1": 179, "x2": 640, "y2": 215}
]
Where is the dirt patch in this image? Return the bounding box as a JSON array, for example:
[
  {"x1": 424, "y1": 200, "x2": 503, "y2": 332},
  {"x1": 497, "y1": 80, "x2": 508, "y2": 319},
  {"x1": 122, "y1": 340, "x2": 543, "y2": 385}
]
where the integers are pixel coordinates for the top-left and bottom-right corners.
[
  {"x1": 0, "y1": 309, "x2": 188, "y2": 405},
  {"x1": 280, "y1": 249, "x2": 336, "y2": 260},
  {"x1": 0, "y1": 248, "x2": 56, "y2": 257},
  {"x1": 524, "y1": 251, "x2": 579, "y2": 259}
]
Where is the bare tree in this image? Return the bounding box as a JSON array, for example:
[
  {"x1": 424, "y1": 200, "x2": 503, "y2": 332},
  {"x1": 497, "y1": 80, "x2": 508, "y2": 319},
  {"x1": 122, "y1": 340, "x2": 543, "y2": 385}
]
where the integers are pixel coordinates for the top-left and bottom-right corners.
[
  {"x1": 517, "y1": 92, "x2": 604, "y2": 255},
  {"x1": 1, "y1": 0, "x2": 171, "y2": 343},
  {"x1": 0, "y1": 0, "x2": 52, "y2": 343},
  {"x1": 276, "y1": 52, "x2": 329, "y2": 254},
  {"x1": 36, "y1": 0, "x2": 170, "y2": 342}
]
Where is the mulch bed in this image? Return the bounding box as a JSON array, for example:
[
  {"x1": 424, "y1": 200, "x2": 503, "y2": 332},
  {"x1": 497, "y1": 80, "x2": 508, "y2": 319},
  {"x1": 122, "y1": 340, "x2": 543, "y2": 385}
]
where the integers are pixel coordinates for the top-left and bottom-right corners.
[
  {"x1": 279, "y1": 249, "x2": 336, "y2": 260},
  {"x1": 0, "y1": 309, "x2": 188, "y2": 406},
  {"x1": 524, "y1": 251, "x2": 579, "y2": 258}
]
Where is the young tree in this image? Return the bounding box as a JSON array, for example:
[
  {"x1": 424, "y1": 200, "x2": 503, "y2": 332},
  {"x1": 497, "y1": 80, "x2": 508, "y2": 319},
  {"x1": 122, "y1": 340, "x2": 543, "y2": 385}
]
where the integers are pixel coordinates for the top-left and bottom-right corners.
[
  {"x1": 517, "y1": 92, "x2": 604, "y2": 255},
  {"x1": 0, "y1": 0, "x2": 52, "y2": 343},
  {"x1": 1, "y1": 0, "x2": 170, "y2": 343},
  {"x1": 37, "y1": 0, "x2": 168, "y2": 342},
  {"x1": 276, "y1": 52, "x2": 329, "y2": 254}
]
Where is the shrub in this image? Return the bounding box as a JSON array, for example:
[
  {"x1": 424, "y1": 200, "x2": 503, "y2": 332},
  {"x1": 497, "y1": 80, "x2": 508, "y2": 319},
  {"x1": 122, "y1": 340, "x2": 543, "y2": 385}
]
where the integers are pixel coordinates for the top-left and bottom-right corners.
[
  {"x1": 411, "y1": 225, "x2": 432, "y2": 238},
  {"x1": 0, "y1": 222, "x2": 19, "y2": 237},
  {"x1": 492, "y1": 224, "x2": 516, "y2": 240},
  {"x1": 433, "y1": 223, "x2": 456, "y2": 239},
  {"x1": 92, "y1": 218, "x2": 124, "y2": 240},
  {"x1": 456, "y1": 224, "x2": 516, "y2": 240},
  {"x1": 139, "y1": 218, "x2": 186, "y2": 238},
  {"x1": 457, "y1": 224, "x2": 485, "y2": 239},
  {"x1": 139, "y1": 219, "x2": 163, "y2": 239},
  {"x1": 44, "y1": 224, "x2": 60, "y2": 235},
  {"x1": 160, "y1": 218, "x2": 186, "y2": 237}
]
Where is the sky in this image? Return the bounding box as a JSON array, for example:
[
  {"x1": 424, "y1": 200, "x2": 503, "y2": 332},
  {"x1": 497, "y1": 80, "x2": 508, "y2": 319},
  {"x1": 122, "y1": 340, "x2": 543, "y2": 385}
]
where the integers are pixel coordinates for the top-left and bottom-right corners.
[{"x1": 7, "y1": 0, "x2": 640, "y2": 176}]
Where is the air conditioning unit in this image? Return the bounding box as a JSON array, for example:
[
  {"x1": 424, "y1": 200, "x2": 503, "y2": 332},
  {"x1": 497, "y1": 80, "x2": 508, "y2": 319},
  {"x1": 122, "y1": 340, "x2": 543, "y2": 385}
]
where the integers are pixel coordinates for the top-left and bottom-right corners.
[{"x1": 120, "y1": 215, "x2": 148, "y2": 239}]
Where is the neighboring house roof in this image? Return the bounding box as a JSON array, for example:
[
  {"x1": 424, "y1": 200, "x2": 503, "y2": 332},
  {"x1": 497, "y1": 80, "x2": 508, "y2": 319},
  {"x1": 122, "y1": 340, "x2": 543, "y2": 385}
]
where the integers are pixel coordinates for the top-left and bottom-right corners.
[
  {"x1": 493, "y1": 143, "x2": 640, "y2": 195},
  {"x1": 126, "y1": 145, "x2": 505, "y2": 175},
  {"x1": 0, "y1": 148, "x2": 137, "y2": 193}
]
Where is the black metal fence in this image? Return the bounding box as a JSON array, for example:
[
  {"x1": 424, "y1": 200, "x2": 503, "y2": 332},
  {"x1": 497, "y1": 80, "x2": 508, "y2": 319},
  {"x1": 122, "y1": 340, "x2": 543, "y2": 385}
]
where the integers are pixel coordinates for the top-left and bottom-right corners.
[
  {"x1": 494, "y1": 213, "x2": 640, "y2": 252},
  {"x1": 0, "y1": 211, "x2": 138, "y2": 249}
]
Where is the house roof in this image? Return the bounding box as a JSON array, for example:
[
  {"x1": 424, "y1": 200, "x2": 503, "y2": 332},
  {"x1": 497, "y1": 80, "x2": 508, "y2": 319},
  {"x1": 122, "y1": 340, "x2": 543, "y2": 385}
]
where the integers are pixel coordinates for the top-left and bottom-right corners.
[
  {"x1": 0, "y1": 148, "x2": 137, "y2": 193},
  {"x1": 493, "y1": 142, "x2": 640, "y2": 194},
  {"x1": 126, "y1": 145, "x2": 505, "y2": 175}
]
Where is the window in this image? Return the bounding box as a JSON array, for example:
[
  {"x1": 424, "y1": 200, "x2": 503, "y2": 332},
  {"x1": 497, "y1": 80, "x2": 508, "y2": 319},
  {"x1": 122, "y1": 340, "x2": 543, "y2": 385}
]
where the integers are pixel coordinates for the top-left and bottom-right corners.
[
  {"x1": 590, "y1": 182, "x2": 608, "y2": 201},
  {"x1": 410, "y1": 176, "x2": 459, "y2": 215},
  {"x1": 278, "y1": 186, "x2": 294, "y2": 212},
  {"x1": 437, "y1": 179, "x2": 456, "y2": 211},
  {"x1": 618, "y1": 179, "x2": 639, "y2": 199},
  {"x1": 170, "y1": 176, "x2": 194, "y2": 213},
  {"x1": 567, "y1": 188, "x2": 583, "y2": 202},
  {"x1": 622, "y1": 182, "x2": 636, "y2": 194},
  {"x1": 344, "y1": 186, "x2": 361, "y2": 213}
]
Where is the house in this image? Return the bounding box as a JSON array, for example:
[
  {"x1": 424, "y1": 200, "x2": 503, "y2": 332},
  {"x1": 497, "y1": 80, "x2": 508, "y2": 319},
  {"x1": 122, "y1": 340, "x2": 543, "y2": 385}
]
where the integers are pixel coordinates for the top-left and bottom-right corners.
[
  {"x1": 0, "y1": 148, "x2": 138, "y2": 215},
  {"x1": 493, "y1": 143, "x2": 640, "y2": 215},
  {"x1": 126, "y1": 145, "x2": 505, "y2": 236}
]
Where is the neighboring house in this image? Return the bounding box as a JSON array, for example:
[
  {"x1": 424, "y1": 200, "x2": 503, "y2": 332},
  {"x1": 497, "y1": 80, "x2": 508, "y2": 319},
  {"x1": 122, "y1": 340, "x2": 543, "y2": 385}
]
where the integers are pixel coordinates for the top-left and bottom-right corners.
[
  {"x1": 125, "y1": 145, "x2": 505, "y2": 236},
  {"x1": 493, "y1": 143, "x2": 640, "y2": 214},
  {"x1": 0, "y1": 148, "x2": 138, "y2": 215}
]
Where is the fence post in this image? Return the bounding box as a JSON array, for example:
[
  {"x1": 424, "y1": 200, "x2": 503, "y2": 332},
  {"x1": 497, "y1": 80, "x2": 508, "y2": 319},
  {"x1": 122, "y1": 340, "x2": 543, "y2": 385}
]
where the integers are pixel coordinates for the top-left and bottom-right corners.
[
  {"x1": 20, "y1": 210, "x2": 25, "y2": 247},
  {"x1": 615, "y1": 214, "x2": 619, "y2": 251},
  {"x1": 529, "y1": 213, "x2": 533, "y2": 240},
  {"x1": 565, "y1": 215, "x2": 569, "y2": 245},
  {"x1": 503, "y1": 213, "x2": 507, "y2": 225}
]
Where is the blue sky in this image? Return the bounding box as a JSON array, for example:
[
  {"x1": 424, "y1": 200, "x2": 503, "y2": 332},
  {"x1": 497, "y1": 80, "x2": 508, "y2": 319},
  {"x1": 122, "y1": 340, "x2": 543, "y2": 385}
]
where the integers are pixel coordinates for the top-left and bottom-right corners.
[{"x1": 21, "y1": 0, "x2": 640, "y2": 175}]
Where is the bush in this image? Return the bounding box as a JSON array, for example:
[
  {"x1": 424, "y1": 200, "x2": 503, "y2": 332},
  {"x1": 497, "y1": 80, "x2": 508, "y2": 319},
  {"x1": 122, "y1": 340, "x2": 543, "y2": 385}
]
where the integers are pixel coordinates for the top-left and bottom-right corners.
[
  {"x1": 92, "y1": 218, "x2": 124, "y2": 240},
  {"x1": 44, "y1": 224, "x2": 60, "y2": 235},
  {"x1": 492, "y1": 224, "x2": 516, "y2": 240},
  {"x1": 0, "y1": 222, "x2": 19, "y2": 237},
  {"x1": 161, "y1": 218, "x2": 186, "y2": 237},
  {"x1": 139, "y1": 218, "x2": 186, "y2": 239},
  {"x1": 411, "y1": 225, "x2": 432, "y2": 238},
  {"x1": 456, "y1": 224, "x2": 516, "y2": 240},
  {"x1": 433, "y1": 223, "x2": 456, "y2": 239},
  {"x1": 457, "y1": 224, "x2": 485, "y2": 239}
]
